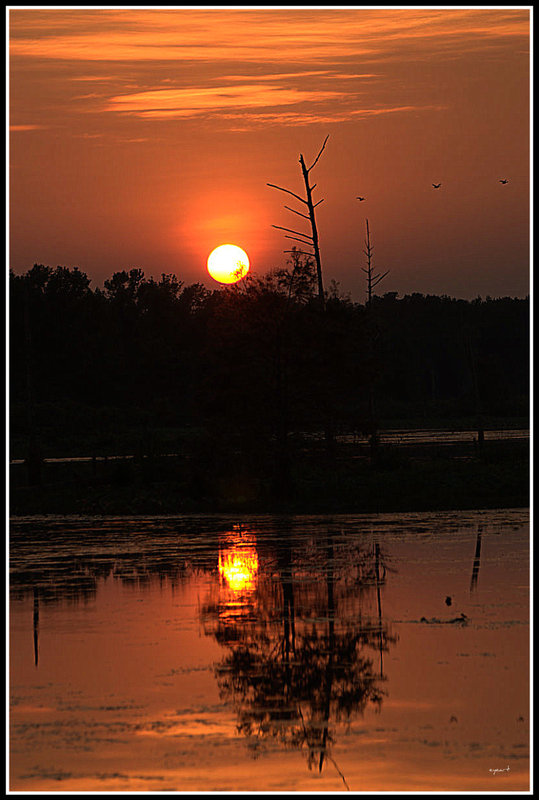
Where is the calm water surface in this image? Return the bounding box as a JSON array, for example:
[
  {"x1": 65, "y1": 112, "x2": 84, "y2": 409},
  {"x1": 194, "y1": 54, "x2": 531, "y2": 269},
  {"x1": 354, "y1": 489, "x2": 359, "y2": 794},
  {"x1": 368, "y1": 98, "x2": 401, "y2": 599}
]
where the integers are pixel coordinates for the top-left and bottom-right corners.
[{"x1": 9, "y1": 509, "x2": 529, "y2": 792}]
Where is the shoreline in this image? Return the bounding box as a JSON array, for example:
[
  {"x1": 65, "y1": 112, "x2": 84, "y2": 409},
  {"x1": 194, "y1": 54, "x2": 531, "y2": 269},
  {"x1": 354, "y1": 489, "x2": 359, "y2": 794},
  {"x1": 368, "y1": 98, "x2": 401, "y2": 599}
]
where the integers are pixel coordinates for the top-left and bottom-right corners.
[{"x1": 10, "y1": 441, "x2": 529, "y2": 517}]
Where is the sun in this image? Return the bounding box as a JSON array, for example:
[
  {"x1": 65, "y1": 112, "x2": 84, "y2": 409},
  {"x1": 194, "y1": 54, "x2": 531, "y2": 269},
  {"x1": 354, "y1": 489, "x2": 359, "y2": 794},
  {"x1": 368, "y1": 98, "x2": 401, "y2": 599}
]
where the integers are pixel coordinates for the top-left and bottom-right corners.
[{"x1": 207, "y1": 244, "x2": 250, "y2": 284}]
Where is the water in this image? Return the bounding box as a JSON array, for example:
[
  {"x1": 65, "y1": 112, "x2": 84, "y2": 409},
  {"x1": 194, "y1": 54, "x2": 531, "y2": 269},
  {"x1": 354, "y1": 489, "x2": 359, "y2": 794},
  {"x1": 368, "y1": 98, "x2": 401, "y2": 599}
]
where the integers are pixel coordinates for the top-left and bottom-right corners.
[{"x1": 9, "y1": 509, "x2": 529, "y2": 792}]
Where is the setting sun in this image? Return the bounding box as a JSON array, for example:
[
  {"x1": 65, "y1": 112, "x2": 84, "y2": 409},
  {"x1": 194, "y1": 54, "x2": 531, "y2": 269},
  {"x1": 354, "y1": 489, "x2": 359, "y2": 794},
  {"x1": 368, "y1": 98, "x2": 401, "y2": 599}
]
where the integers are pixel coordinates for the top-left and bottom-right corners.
[{"x1": 207, "y1": 244, "x2": 250, "y2": 284}]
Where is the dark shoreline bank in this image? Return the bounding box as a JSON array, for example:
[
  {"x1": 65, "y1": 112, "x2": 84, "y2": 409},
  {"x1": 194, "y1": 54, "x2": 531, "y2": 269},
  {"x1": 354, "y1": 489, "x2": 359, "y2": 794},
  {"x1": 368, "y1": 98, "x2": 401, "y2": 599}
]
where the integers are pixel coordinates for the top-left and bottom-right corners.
[{"x1": 10, "y1": 439, "x2": 529, "y2": 517}]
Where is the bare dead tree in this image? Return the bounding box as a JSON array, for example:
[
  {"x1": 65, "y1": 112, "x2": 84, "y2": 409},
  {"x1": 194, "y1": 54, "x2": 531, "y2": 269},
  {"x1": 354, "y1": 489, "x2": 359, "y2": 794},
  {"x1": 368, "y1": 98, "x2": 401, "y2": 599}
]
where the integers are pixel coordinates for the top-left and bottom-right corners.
[
  {"x1": 360, "y1": 219, "x2": 389, "y2": 461},
  {"x1": 362, "y1": 218, "x2": 389, "y2": 305},
  {"x1": 268, "y1": 135, "x2": 329, "y2": 312}
]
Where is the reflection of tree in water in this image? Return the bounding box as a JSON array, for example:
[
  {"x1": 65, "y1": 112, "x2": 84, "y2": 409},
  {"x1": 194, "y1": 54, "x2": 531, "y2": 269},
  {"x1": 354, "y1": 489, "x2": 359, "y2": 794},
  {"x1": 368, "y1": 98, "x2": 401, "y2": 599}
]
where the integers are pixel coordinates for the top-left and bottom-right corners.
[
  {"x1": 11, "y1": 522, "x2": 221, "y2": 673},
  {"x1": 10, "y1": 521, "x2": 225, "y2": 608},
  {"x1": 10, "y1": 520, "x2": 228, "y2": 678},
  {"x1": 201, "y1": 527, "x2": 397, "y2": 781},
  {"x1": 10, "y1": 551, "x2": 199, "y2": 607}
]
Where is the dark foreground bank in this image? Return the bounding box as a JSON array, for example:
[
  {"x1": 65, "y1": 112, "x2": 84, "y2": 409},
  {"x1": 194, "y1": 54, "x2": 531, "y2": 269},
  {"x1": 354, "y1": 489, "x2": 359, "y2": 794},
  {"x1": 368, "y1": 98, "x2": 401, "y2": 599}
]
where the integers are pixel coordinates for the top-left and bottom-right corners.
[{"x1": 10, "y1": 437, "x2": 528, "y2": 516}]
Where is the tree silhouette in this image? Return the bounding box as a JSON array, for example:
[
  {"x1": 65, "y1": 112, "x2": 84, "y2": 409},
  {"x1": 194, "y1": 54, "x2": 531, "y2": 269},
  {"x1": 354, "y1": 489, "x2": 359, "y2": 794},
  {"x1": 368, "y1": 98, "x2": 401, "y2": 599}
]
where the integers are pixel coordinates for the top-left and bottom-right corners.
[
  {"x1": 359, "y1": 219, "x2": 390, "y2": 459},
  {"x1": 9, "y1": 264, "x2": 529, "y2": 506},
  {"x1": 361, "y1": 219, "x2": 389, "y2": 306},
  {"x1": 268, "y1": 135, "x2": 329, "y2": 312}
]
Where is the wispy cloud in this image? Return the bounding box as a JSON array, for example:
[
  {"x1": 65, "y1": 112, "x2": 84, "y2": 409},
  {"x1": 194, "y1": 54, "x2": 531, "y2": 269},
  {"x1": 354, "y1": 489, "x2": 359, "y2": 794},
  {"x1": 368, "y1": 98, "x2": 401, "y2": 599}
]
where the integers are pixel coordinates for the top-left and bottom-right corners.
[
  {"x1": 9, "y1": 8, "x2": 528, "y2": 132},
  {"x1": 9, "y1": 8, "x2": 528, "y2": 65},
  {"x1": 70, "y1": 75, "x2": 119, "y2": 82},
  {"x1": 106, "y1": 83, "x2": 346, "y2": 119},
  {"x1": 220, "y1": 104, "x2": 445, "y2": 130},
  {"x1": 9, "y1": 124, "x2": 47, "y2": 131},
  {"x1": 102, "y1": 78, "x2": 439, "y2": 127}
]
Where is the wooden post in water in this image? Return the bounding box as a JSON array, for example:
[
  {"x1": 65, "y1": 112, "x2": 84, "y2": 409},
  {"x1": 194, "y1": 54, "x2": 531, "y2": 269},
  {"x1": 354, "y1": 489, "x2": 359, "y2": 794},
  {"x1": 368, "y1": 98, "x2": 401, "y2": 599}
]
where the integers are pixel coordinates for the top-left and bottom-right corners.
[
  {"x1": 33, "y1": 587, "x2": 39, "y2": 667},
  {"x1": 470, "y1": 525, "x2": 483, "y2": 592},
  {"x1": 375, "y1": 541, "x2": 384, "y2": 678}
]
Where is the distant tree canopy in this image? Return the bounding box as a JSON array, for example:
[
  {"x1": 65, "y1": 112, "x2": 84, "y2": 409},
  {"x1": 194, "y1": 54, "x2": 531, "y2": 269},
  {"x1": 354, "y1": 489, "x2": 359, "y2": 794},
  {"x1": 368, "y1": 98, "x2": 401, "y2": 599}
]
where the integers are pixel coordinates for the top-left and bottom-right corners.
[{"x1": 10, "y1": 259, "x2": 529, "y2": 453}]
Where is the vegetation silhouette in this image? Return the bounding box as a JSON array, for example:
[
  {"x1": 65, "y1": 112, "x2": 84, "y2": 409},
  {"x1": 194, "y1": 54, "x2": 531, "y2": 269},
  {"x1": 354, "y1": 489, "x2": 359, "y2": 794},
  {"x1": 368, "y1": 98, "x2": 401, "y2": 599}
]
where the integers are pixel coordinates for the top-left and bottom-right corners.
[{"x1": 9, "y1": 262, "x2": 529, "y2": 513}]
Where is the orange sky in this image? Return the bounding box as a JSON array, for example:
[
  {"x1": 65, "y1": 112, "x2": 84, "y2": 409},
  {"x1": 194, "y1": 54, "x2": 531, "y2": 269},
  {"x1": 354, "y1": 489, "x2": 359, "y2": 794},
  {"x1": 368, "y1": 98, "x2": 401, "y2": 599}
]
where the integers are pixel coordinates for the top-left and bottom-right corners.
[{"x1": 8, "y1": 7, "x2": 530, "y2": 298}]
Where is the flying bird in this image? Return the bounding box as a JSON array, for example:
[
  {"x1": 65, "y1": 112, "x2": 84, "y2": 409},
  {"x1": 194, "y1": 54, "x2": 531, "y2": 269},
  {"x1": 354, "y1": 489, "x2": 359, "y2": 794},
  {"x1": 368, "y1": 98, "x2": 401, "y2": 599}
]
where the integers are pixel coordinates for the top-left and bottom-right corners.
[
  {"x1": 356, "y1": 196, "x2": 366, "y2": 201},
  {"x1": 499, "y1": 178, "x2": 509, "y2": 184},
  {"x1": 432, "y1": 183, "x2": 442, "y2": 189}
]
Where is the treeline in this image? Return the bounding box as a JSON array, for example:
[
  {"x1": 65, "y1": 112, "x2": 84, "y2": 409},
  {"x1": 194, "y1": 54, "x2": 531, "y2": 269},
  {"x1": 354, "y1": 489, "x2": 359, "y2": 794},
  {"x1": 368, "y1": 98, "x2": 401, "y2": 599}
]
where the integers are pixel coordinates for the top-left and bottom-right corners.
[{"x1": 10, "y1": 258, "x2": 529, "y2": 460}]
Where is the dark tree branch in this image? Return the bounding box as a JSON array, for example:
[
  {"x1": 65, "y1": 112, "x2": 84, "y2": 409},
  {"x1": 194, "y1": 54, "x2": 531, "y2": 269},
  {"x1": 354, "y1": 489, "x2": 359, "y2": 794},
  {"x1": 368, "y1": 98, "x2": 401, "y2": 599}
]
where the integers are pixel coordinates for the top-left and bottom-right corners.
[
  {"x1": 306, "y1": 134, "x2": 330, "y2": 172},
  {"x1": 372, "y1": 271, "x2": 390, "y2": 288},
  {"x1": 272, "y1": 224, "x2": 314, "y2": 239},
  {"x1": 328, "y1": 756, "x2": 350, "y2": 792},
  {"x1": 284, "y1": 205, "x2": 310, "y2": 220},
  {"x1": 267, "y1": 183, "x2": 309, "y2": 206},
  {"x1": 284, "y1": 235, "x2": 315, "y2": 246}
]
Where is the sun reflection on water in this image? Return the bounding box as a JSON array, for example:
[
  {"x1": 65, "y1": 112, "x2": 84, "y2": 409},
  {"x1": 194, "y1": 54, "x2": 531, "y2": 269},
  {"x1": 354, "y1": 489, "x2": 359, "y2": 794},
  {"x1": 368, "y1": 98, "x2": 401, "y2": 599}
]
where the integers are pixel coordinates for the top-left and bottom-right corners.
[{"x1": 218, "y1": 532, "x2": 258, "y2": 593}]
